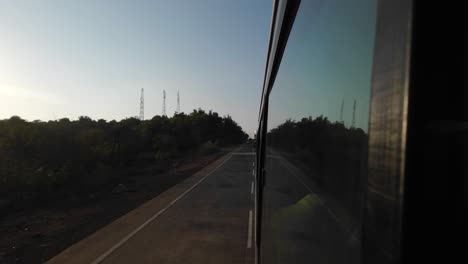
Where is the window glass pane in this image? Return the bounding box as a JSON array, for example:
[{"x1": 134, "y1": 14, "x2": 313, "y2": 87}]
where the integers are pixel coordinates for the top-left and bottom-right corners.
[{"x1": 261, "y1": 1, "x2": 377, "y2": 263}]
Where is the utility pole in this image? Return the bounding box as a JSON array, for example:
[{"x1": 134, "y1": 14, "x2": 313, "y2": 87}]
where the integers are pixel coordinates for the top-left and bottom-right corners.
[
  {"x1": 139, "y1": 88, "x2": 144, "y2": 120},
  {"x1": 162, "y1": 90, "x2": 166, "y2": 116}
]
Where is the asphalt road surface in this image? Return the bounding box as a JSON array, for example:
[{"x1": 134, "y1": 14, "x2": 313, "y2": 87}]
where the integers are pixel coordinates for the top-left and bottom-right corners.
[
  {"x1": 260, "y1": 151, "x2": 361, "y2": 264},
  {"x1": 47, "y1": 145, "x2": 256, "y2": 264}
]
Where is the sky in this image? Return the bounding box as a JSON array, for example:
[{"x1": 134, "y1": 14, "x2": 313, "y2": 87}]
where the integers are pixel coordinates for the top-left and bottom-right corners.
[
  {"x1": 268, "y1": 0, "x2": 377, "y2": 132},
  {"x1": 0, "y1": 0, "x2": 377, "y2": 137},
  {"x1": 0, "y1": 0, "x2": 272, "y2": 137}
]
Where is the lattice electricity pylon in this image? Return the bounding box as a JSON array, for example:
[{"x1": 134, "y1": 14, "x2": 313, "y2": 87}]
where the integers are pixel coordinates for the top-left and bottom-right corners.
[
  {"x1": 139, "y1": 88, "x2": 144, "y2": 120},
  {"x1": 351, "y1": 99, "x2": 357, "y2": 128},
  {"x1": 162, "y1": 90, "x2": 166, "y2": 116},
  {"x1": 340, "y1": 99, "x2": 344, "y2": 124},
  {"x1": 176, "y1": 90, "x2": 180, "y2": 113}
]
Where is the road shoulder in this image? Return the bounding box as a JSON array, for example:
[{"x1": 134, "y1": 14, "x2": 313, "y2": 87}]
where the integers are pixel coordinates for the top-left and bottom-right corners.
[{"x1": 46, "y1": 153, "x2": 233, "y2": 264}]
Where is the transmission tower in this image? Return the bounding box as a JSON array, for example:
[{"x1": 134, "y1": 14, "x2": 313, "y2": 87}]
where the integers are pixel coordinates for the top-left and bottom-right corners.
[
  {"x1": 162, "y1": 90, "x2": 166, "y2": 116},
  {"x1": 340, "y1": 99, "x2": 344, "y2": 123},
  {"x1": 351, "y1": 99, "x2": 357, "y2": 128},
  {"x1": 139, "y1": 88, "x2": 144, "y2": 120},
  {"x1": 176, "y1": 90, "x2": 180, "y2": 113}
]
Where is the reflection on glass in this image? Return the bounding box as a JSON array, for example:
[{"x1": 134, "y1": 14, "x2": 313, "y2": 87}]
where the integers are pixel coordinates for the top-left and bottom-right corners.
[{"x1": 261, "y1": 0, "x2": 377, "y2": 263}]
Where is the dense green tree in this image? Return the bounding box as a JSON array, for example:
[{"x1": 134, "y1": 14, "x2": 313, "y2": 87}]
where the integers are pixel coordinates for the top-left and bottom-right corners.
[
  {"x1": 267, "y1": 116, "x2": 368, "y2": 221},
  {"x1": 0, "y1": 110, "x2": 247, "y2": 214}
]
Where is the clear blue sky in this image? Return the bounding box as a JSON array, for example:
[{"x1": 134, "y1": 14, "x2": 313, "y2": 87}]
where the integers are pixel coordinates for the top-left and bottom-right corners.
[{"x1": 0, "y1": 0, "x2": 272, "y2": 137}]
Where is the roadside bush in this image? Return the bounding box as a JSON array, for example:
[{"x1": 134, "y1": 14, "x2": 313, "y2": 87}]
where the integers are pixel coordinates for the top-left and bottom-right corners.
[{"x1": 198, "y1": 141, "x2": 220, "y2": 155}]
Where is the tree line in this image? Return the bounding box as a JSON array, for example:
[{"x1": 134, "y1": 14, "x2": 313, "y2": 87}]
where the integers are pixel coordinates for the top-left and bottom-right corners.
[
  {"x1": 267, "y1": 116, "x2": 368, "y2": 223},
  {"x1": 0, "y1": 109, "x2": 248, "y2": 213}
]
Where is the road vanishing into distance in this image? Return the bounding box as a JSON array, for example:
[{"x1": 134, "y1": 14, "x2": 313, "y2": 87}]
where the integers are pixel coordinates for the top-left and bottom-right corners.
[{"x1": 47, "y1": 145, "x2": 256, "y2": 264}]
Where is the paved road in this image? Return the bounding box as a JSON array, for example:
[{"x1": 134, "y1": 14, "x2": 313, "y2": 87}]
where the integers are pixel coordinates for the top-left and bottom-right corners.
[
  {"x1": 260, "y1": 151, "x2": 361, "y2": 264},
  {"x1": 47, "y1": 145, "x2": 256, "y2": 264}
]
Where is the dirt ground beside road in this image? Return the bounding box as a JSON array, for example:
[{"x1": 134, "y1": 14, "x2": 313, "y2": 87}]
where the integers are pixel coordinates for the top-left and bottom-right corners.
[{"x1": 0, "y1": 151, "x2": 227, "y2": 264}]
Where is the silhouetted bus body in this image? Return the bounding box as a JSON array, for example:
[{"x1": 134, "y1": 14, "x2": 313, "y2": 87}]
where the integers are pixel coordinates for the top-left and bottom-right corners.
[{"x1": 255, "y1": 1, "x2": 465, "y2": 264}]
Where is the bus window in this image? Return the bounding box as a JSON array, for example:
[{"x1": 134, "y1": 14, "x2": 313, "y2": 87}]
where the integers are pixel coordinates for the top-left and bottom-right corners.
[{"x1": 261, "y1": 1, "x2": 377, "y2": 263}]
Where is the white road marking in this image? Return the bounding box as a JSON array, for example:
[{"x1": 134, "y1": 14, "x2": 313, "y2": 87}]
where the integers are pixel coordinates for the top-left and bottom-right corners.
[
  {"x1": 278, "y1": 158, "x2": 340, "y2": 222},
  {"x1": 91, "y1": 155, "x2": 233, "y2": 264},
  {"x1": 253, "y1": 176, "x2": 257, "y2": 244},
  {"x1": 247, "y1": 210, "x2": 253, "y2": 248},
  {"x1": 253, "y1": 171, "x2": 257, "y2": 262},
  {"x1": 251, "y1": 181, "x2": 254, "y2": 194}
]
